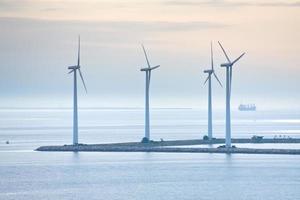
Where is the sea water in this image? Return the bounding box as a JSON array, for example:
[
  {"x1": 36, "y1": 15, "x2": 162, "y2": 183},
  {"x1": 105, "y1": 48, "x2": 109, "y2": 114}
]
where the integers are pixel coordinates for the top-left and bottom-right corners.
[{"x1": 0, "y1": 108, "x2": 299, "y2": 200}]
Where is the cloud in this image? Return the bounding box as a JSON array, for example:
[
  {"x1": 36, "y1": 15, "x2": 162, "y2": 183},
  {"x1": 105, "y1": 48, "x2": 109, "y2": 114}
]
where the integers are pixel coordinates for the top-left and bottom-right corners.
[
  {"x1": 40, "y1": 8, "x2": 60, "y2": 12},
  {"x1": 0, "y1": 0, "x2": 32, "y2": 10},
  {"x1": 257, "y1": 2, "x2": 300, "y2": 7},
  {"x1": 97, "y1": 20, "x2": 228, "y2": 32},
  {"x1": 164, "y1": 0, "x2": 300, "y2": 7},
  {"x1": 0, "y1": 17, "x2": 228, "y2": 33}
]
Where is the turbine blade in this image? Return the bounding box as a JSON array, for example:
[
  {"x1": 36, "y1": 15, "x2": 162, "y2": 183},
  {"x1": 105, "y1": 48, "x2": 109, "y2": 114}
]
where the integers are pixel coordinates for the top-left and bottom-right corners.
[
  {"x1": 211, "y1": 41, "x2": 214, "y2": 71},
  {"x1": 213, "y1": 72, "x2": 223, "y2": 87},
  {"x1": 149, "y1": 65, "x2": 160, "y2": 70},
  {"x1": 141, "y1": 44, "x2": 151, "y2": 68},
  {"x1": 232, "y1": 52, "x2": 245, "y2": 65},
  {"x1": 218, "y1": 41, "x2": 231, "y2": 63},
  {"x1": 68, "y1": 69, "x2": 74, "y2": 74},
  {"x1": 78, "y1": 69, "x2": 87, "y2": 93},
  {"x1": 77, "y1": 35, "x2": 80, "y2": 66},
  {"x1": 204, "y1": 76, "x2": 209, "y2": 85}
]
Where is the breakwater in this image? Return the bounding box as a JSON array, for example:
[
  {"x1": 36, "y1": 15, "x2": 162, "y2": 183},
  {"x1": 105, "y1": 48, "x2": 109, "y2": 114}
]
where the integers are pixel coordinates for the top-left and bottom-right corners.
[{"x1": 36, "y1": 138, "x2": 300, "y2": 155}]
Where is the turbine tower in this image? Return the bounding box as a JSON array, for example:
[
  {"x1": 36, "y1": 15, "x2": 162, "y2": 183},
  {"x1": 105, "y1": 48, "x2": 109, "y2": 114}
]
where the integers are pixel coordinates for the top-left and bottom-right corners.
[
  {"x1": 218, "y1": 41, "x2": 245, "y2": 148},
  {"x1": 140, "y1": 45, "x2": 160, "y2": 142},
  {"x1": 203, "y1": 41, "x2": 222, "y2": 140},
  {"x1": 68, "y1": 36, "x2": 87, "y2": 145}
]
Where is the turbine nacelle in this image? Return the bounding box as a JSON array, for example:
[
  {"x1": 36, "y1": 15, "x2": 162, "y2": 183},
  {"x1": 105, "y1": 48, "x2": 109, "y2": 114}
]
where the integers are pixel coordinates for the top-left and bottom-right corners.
[
  {"x1": 68, "y1": 65, "x2": 80, "y2": 70},
  {"x1": 204, "y1": 69, "x2": 213, "y2": 74},
  {"x1": 220, "y1": 63, "x2": 232, "y2": 67},
  {"x1": 140, "y1": 65, "x2": 160, "y2": 71}
]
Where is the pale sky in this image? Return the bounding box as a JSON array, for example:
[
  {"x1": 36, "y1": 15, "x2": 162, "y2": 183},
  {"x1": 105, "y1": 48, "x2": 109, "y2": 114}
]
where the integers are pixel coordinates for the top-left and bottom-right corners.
[{"x1": 0, "y1": 0, "x2": 299, "y2": 109}]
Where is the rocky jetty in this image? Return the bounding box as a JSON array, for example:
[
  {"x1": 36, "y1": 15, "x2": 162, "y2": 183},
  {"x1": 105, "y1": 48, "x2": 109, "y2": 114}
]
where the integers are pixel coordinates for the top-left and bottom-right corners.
[{"x1": 36, "y1": 138, "x2": 300, "y2": 155}]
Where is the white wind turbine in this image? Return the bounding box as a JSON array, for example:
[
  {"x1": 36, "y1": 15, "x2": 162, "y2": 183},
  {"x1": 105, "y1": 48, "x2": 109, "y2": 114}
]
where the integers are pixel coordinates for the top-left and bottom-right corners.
[
  {"x1": 68, "y1": 36, "x2": 87, "y2": 145},
  {"x1": 218, "y1": 41, "x2": 245, "y2": 148},
  {"x1": 140, "y1": 45, "x2": 160, "y2": 142},
  {"x1": 203, "y1": 41, "x2": 222, "y2": 140}
]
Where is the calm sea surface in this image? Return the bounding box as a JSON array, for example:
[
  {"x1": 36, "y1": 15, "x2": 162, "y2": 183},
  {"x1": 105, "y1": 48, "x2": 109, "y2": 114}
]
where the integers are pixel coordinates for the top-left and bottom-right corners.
[{"x1": 0, "y1": 108, "x2": 300, "y2": 200}]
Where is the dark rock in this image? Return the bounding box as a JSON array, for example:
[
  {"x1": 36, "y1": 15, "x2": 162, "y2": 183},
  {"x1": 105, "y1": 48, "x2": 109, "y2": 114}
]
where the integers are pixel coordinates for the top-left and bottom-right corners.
[
  {"x1": 141, "y1": 137, "x2": 150, "y2": 143},
  {"x1": 203, "y1": 135, "x2": 209, "y2": 140},
  {"x1": 251, "y1": 135, "x2": 264, "y2": 142}
]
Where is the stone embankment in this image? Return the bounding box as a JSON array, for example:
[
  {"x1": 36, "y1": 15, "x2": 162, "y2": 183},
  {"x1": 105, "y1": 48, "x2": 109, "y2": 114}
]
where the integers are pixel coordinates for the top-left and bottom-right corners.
[{"x1": 36, "y1": 138, "x2": 300, "y2": 155}]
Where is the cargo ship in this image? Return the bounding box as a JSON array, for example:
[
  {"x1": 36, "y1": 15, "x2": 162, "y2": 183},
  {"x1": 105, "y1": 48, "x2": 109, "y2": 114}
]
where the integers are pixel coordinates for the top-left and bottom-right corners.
[{"x1": 238, "y1": 104, "x2": 256, "y2": 111}]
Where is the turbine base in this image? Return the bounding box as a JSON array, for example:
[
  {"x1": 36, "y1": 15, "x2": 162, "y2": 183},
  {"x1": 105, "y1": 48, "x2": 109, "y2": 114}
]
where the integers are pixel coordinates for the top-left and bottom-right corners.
[{"x1": 141, "y1": 137, "x2": 150, "y2": 143}]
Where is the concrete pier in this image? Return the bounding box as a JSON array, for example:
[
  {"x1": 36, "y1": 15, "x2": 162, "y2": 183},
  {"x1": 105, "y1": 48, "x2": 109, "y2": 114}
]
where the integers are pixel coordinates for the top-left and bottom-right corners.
[{"x1": 36, "y1": 138, "x2": 300, "y2": 155}]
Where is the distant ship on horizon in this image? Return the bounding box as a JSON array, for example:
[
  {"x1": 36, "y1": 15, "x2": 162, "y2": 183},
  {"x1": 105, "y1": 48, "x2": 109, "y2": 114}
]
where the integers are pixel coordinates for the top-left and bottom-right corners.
[{"x1": 238, "y1": 104, "x2": 256, "y2": 111}]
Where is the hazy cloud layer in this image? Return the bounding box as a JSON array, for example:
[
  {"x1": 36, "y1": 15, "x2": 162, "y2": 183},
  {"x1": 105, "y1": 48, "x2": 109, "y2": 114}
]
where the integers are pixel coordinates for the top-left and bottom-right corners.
[
  {"x1": 164, "y1": 0, "x2": 300, "y2": 7},
  {"x1": 0, "y1": 0, "x2": 299, "y2": 108},
  {"x1": 0, "y1": 17, "x2": 228, "y2": 32}
]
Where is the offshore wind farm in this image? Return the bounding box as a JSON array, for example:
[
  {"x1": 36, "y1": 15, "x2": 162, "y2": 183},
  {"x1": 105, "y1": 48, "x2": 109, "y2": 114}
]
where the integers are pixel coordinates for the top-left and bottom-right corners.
[
  {"x1": 35, "y1": 39, "x2": 300, "y2": 155},
  {"x1": 1, "y1": 0, "x2": 300, "y2": 200}
]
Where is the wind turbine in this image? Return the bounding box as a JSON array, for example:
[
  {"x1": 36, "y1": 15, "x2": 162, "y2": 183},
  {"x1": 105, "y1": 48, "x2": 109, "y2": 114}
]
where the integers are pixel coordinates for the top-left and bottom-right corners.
[
  {"x1": 203, "y1": 41, "x2": 222, "y2": 140},
  {"x1": 140, "y1": 44, "x2": 160, "y2": 143},
  {"x1": 218, "y1": 41, "x2": 245, "y2": 148},
  {"x1": 68, "y1": 36, "x2": 87, "y2": 145}
]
